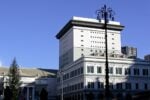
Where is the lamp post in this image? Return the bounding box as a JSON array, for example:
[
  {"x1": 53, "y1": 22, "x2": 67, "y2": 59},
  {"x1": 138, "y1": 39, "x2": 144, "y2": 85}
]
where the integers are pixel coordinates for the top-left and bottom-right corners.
[
  {"x1": 2, "y1": 72, "x2": 5, "y2": 98},
  {"x1": 59, "y1": 71, "x2": 64, "y2": 100},
  {"x1": 96, "y1": 5, "x2": 115, "y2": 99},
  {"x1": 61, "y1": 73, "x2": 63, "y2": 100}
]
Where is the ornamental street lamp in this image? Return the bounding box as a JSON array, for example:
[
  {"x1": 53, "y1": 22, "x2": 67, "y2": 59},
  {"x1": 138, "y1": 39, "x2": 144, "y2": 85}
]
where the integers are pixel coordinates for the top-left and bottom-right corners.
[
  {"x1": 59, "y1": 71, "x2": 64, "y2": 100},
  {"x1": 96, "y1": 5, "x2": 115, "y2": 99}
]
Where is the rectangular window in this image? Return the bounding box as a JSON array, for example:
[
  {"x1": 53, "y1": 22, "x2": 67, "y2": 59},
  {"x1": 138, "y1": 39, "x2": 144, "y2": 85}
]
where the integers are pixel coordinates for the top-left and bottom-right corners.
[
  {"x1": 81, "y1": 82, "x2": 83, "y2": 89},
  {"x1": 72, "y1": 71, "x2": 75, "y2": 77},
  {"x1": 125, "y1": 83, "x2": 131, "y2": 90},
  {"x1": 125, "y1": 68, "x2": 131, "y2": 75},
  {"x1": 109, "y1": 67, "x2": 113, "y2": 74},
  {"x1": 109, "y1": 83, "x2": 113, "y2": 90},
  {"x1": 87, "y1": 82, "x2": 94, "y2": 89},
  {"x1": 97, "y1": 66, "x2": 102, "y2": 73},
  {"x1": 98, "y1": 82, "x2": 100, "y2": 88},
  {"x1": 134, "y1": 68, "x2": 140, "y2": 75},
  {"x1": 66, "y1": 73, "x2": 69, "y2": 79},
  {"x1": 143, "y1": 69, "x2": 148, "y2": 76},
  {"x1": 144, "y1": 83, "x2": 148, "y2": 90},
  {"x1": 98, "y1": 82, "x2": 104, "y2": 89},
  {"x1": 70, "y1": 71, "x2": 73, "y2": 78},
  {"x1": 91, "y1": 82, "x2": 94, "y2": 88},
  {"x1": 81, "y1": 67, "x2": 83, "y2": 74},
  {"x1": 74, "y1": 70, "x2": 77, "y2": 76},
  {"x1": 116, "y1": 83, "x2": 122, "y2": 90},
  {"x1": 87, "y1": 66, "x2": 94, "y2": 73},
  {"x1": 75, "y1": 84, "x2": 77, "y2": 90},
  {"x1": 77, "y1": 83, "x2": 80, "y2": 90},
  {"x1": 116, "y1": 68, "x2": 122, "y2": 75},
  {"x1": 135, "y1": 83, "x2": 139, "y2": 90},
  {"x1": 72, "y1": 85, "x2": 74, "y2": 91},
  {"x1": 77, "y1": 68, "x2": 81, "y2": 75}
]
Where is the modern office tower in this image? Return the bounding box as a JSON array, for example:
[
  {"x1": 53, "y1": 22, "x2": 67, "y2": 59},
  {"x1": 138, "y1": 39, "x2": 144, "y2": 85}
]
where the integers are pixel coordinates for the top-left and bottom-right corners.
[
  {"x1": 122, "y1": 46, "x2": 137, "y2": 58},
  {"x1": 56, "y1": 16, "x2": 150, "y2": 100}
]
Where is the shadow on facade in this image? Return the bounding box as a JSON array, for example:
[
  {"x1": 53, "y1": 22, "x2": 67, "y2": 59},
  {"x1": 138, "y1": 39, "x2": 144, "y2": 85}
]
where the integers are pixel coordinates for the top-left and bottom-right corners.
[
  {"x1": 21, "y1": 69, "x2": 57, "y2": 100},
  {"x1": 57, "y1": 59, "x2": 150, "y2": 100},
  {"x1": 2, "y1": 77, "x2": 49, "y2": 100}
]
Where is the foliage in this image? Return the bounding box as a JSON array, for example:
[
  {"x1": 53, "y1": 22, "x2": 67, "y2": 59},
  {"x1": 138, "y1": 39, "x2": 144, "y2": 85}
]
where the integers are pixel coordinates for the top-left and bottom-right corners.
[{"x1": 8, "y1": 58, "x2": 22, "y2": 100}]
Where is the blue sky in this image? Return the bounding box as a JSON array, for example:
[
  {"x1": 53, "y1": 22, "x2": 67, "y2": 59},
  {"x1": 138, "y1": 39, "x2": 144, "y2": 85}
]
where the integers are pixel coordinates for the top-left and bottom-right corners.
[{"x1": 0, "y1": 0, "x2": 149, "y2": 69}]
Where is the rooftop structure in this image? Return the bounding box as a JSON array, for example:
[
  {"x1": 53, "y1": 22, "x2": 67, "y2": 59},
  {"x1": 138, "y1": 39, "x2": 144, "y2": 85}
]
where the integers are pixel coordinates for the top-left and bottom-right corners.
[
  {"x1": 122, "y1": 46, "x2": 137, "y2": 58},
  {"x1": 145, "y1": 54, "x2": 150, "y2": 61}
]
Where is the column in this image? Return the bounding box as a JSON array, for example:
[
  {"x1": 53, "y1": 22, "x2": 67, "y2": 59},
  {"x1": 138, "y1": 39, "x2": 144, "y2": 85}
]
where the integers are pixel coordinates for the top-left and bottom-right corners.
[
  {"x1": 32, "y1": 87, "x2": 35, "y2": 100},
  {"x1": 27, "y1": 87, "x2": 29, "y2": 100}
]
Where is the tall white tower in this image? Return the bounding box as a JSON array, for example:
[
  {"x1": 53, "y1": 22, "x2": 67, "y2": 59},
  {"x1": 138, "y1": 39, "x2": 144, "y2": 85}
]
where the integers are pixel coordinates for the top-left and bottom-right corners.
[{"x1": 56, "y1": 16, "x2": 124, "y2": 68}]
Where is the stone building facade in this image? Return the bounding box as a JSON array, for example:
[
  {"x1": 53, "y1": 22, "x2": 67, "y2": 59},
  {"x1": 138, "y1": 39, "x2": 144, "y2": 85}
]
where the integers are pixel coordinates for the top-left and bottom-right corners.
[{"x1": 56, "y1": 16, "x2": 150, "y2": 100}]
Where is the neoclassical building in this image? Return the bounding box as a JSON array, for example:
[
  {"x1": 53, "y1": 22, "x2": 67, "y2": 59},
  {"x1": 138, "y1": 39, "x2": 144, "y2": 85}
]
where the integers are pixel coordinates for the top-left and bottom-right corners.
[
  {"x1": 0, "y1": 67, "x2": 57, "y2": 100},
  {"x1": 56, "y1": 16, "x2": 150, "y2": 100}
]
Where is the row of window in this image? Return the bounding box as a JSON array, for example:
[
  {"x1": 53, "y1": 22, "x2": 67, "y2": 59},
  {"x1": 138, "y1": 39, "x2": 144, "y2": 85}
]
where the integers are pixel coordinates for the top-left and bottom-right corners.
[
  {"x1": 63, "y1": 82, "x2": 84, "y2": 93},
  {"x1": 91, "y1": 41, "x2": 105, "y2": 44},
  {"x1": 81, "y1": 44, "x2": 114, "y2": 49},
  {"x1": 80, "y1": 29, "x2": 115, "y2": 35},
  {"x1": 87, "y1": 66, "x2": 149, "y2": 76},
  {"x1": 90, "y1": 49, "x2": 102, "y2": 52},
  {"x1": 90, "y1": 46, "x2": 105, "y2": 49},
  {"x1": 90, "y1": 31, "x2": 104, "y2": 34},
  {"x1": 87, "y1": 82, "x2": 148, "y2": 90},
  {"x1": 89, "y1": 31, "x2": 115, "y2": 36},
  {"x1": 90, "y1": 41, "x2": 115, "y2": 46},
  {"x1": 88, "y1": 82, "x2": 104, "y2": 89},
  {"x1": 90, "y1": 36, "x2": 105, "y2": 39},
  {"x1": 63, "y1": 67, "x2": 83, "y2": 80},
  {"x1": 90, "y1": 37, "x2": 115, "y2": 40}
]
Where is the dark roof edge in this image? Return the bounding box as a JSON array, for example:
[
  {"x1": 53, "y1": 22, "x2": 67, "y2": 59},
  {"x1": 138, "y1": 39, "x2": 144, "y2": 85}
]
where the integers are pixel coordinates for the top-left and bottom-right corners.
[{"x1": 56, "y1": 19, "x2": 125, "y2": 39}]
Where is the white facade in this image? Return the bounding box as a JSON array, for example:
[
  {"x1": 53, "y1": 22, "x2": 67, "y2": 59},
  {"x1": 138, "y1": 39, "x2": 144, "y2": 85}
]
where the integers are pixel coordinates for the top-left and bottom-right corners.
[
  {"x1": 57, "y1": 56, "x2": 150, "y2": 99},
  {"x1": 57, "y1": 16, "x2": 123, "y2": 68},
  {"x1": 56, "y1": 16, "x2": 150, "y2": 100},
  {"x1": 73, "y1": 26, "x2": 121, "y2": 58}
]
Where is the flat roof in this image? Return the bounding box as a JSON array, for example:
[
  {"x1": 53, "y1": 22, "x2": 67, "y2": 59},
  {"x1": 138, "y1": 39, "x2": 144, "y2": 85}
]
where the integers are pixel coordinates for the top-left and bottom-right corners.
[
  {"x1": 56, "y1": 16, "x2": 124, "y2": 39},
  {"x1": 72, "y1": 16, "x2": 121, "y2": 25}
]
